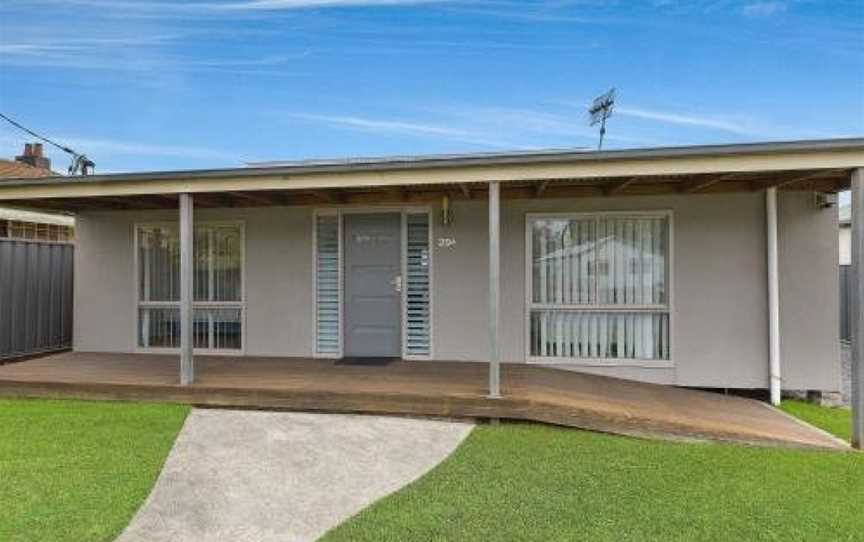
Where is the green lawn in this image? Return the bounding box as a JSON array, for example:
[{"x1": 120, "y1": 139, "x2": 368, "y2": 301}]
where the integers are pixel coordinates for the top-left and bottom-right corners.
[
  {"x1": 0, "y1": 398, "x2": 189, "y2": 542},
  {"x1": 781, "y1": 399, "x2": 852, "y2": 443},
  {"x1": 324, "y1": 422, "x2": 864, "y2": 542}
]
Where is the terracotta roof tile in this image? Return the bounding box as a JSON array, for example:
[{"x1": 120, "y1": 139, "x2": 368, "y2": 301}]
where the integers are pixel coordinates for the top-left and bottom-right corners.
[{"x1": 0, "y1": 159, "x2": 56, "y2": 179}]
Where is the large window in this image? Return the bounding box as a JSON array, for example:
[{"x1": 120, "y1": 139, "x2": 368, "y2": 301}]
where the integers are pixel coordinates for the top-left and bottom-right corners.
[
  {"x1": 527, "y1": 213, "x2": 671, "y2": 363},
  {"x1": 137, "y1": 223, "x2": 244, "y2": 351}
]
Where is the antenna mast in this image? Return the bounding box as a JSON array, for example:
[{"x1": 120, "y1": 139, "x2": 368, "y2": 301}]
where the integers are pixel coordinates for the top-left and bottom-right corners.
[{"x1": 588, "y1": 88, "x2": 616, "y2": 151}]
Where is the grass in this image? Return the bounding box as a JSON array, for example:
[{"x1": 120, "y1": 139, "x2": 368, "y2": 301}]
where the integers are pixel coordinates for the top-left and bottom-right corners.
[
  {"x1": 0, "y1": 398, "x2": 189, "y2": 542},
  {"x1": 323, "y1": 423, "x2": 864, "y2": 542},
  {"x1": 780, "y1": 399, "x2": 852, "y2": 443}
]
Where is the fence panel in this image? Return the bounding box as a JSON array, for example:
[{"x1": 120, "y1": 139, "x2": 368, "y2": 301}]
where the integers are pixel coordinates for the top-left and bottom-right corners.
[
  {"x1": 840, "y1": 264, "x2": 851, "y2": 343},
  {"x1": 0, "y1": 239, "x2": 73, "y2": 360}
]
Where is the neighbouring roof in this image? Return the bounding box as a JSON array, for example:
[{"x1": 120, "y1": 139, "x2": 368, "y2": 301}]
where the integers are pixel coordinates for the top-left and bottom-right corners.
[
  {"x1": 0, "y1": 159, "x2": 55, "y2": 179},
  {"x1": 0, "y1": 159, "x2": 73, "y2": 225},
  {"x1": 0, "y1": 207, "x2": 75, "y2": 226}
]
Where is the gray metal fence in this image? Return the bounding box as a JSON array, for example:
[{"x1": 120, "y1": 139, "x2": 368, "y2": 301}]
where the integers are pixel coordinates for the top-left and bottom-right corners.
[
  {"x1": 841, "y1": 264, "x2": 851, "y2": 343},
  {"x1": 0, "y1": 239, "x2": 73, "y2": 360}
]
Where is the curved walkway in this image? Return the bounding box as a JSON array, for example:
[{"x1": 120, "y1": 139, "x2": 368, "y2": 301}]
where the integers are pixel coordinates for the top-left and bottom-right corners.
[{"x1": 115, "y1": 409, "x2": 473, "y2": 542}]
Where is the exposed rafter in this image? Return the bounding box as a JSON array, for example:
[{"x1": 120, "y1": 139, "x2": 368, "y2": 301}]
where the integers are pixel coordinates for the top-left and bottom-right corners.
[
  {"x1": 750, "y1": 171, "x2": 830, "y2": 191},
  {"x1": 534, "y1": 180, "x2": 552, "y2": 196},
  {"x1": 678, "y1": 173, "x2": 742, "y2": 194},
  {"x1": 603, "y1": 176, "x2": 637, "y2": 195}
]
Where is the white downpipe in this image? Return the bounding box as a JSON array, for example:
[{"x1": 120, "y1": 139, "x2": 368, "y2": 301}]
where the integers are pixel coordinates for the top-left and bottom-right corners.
[{"x1": 766, "y1": 187, "x2": 781, "y2": 405}]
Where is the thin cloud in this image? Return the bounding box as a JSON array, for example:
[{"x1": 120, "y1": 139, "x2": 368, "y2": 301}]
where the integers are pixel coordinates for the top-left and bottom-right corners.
[
  {"x1": 741, "y1": 2, "x2": 787, "y2": 17},
  {"x1": 287, "y1": 107, "x2": 657, "y2": 150},
  {"x1": 32, "y1": 0, "x2": 450, "y2": 12},
  {"x1": 615, "y1": 106, "x2": 762, "y2": 137},
  {"x1": 0, "y1": 132, "x2": 233, "y2": 161},
  {"x1": 287, "y1": 113, "x2": 529, "y2": 148}
]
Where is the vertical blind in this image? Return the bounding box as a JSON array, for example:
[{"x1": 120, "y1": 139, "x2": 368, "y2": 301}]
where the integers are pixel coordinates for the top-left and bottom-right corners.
[
  {"x1": 405, "y1": 213, "x2": 431, "y2": 356},
  {"x1": 529, "y1": 215, "x2": 670, "y2": 361},
  {"x1": 315, "y1": 215, "x2": 340, "y2": 354},
  {"x1": 138, "y1": 224, "x2": 243, "y2": 350}
]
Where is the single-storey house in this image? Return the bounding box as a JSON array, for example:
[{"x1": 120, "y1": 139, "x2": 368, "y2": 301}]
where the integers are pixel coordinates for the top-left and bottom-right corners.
[{"x1": 0, "y1": 138, "x2": 861, "y2": 406}]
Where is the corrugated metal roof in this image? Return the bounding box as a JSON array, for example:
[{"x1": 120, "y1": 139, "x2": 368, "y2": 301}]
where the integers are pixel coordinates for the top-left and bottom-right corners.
[{"x1": 0, "y1": 137, "x2": 861, "y2": 186}]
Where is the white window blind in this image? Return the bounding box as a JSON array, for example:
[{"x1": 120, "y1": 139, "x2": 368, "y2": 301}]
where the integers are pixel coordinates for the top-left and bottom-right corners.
[
  {"x1": 529, "y1": 215, "x2": 670, "y2": 362},
  {"x1": 137, "y1": 223, "x2": 243, "y2": 351},
  {"x1": 405, "y1": 213, "x2": 431, "y2": 356},
  {"x1": 315, "y1": 215, "x2": 340, "y2": 354}
]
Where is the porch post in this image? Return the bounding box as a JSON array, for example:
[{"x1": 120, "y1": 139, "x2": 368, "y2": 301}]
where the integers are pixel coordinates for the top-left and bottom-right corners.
[
  {"x1": 766, "y1": 186, "x2": 782, "y2": 405},
  {"x1": 851, "y1": 168, "x2": 864, "y2": 449},
  {"x1": 179, "y1": 193, "x2": 194, "y2": 385},
  {"x1": 488, "y1": 181, "x2": 501, "y2": 398}
]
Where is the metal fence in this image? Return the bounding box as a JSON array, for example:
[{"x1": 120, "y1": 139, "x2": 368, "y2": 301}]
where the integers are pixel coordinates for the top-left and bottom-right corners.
[
  {"x1": 0, "y1": 239, "x2": 74, "y2": 360},
  {"x1": 841, "y1": 264, "x2": 851, "y2": 343}
]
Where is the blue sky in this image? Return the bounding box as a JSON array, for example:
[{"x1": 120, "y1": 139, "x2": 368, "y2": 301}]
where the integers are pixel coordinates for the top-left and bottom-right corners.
[{"x1": 0, "y1": 0, "x2": 862, "y2": 174}]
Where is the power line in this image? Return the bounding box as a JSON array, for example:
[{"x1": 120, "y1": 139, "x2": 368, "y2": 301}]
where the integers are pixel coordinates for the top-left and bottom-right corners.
[
  {"x1": 0, "y1": 112, "x2": 94, "y2": 175},
  {"x1": 0, "y1": 112, "x2": 76, "y2": 155}
]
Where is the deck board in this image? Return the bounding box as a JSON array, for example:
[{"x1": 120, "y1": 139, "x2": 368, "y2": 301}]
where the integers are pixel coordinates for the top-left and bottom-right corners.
[{"x1": 0, "y1": 351, "x2": 847, "y2": 450}]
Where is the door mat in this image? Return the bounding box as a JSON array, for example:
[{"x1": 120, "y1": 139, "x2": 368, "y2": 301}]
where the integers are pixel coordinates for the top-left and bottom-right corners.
[{"x1": 336, "y1": 357, "x2": 399, "y2": 366}]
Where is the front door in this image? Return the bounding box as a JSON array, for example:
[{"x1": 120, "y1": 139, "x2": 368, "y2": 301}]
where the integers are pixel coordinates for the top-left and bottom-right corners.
[{"x1": 343, "y1": 213, "x2": 402, "y2": 357}]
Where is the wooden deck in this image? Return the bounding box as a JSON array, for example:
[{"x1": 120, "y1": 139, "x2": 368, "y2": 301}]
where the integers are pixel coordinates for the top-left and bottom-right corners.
[{"x1": 0, "y1": 352, "x2": 847, "y2": 450}]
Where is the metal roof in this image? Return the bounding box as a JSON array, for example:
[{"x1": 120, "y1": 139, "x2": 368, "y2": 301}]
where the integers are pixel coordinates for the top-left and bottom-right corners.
[{"x1": 0, "y1": 137, "x2": 862, "y2": 187}]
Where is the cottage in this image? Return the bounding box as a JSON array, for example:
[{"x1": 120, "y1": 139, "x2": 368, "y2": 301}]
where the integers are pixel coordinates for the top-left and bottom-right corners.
[{"x1": 0, "y1": 138, "x2": 860, "y2": 412}]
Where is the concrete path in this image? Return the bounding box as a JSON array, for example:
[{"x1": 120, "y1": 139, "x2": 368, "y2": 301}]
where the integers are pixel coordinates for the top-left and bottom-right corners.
[{"x1": 116, "y1": 409, "x2": 473, "y2": 542}]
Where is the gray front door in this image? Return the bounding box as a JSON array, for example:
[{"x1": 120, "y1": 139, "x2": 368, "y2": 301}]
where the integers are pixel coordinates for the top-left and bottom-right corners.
[{"x1": 344, "y1": 213, "x2": 402, "y2": 357}]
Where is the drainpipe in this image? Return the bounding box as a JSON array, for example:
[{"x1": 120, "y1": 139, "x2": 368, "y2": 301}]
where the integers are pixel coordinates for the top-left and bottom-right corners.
[{"x1": 766, "y1": 187, "x2": 781, "y2": 405}]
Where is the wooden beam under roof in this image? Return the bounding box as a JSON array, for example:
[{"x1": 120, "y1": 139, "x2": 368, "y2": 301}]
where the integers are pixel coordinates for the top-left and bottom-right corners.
[
  {"x1": 534, "y1": 180, "x2": 552, "y2": 196},
  {"x1": 749, "y1": 170, "x2": 831, "y2": 191},
  {"x1": 678, "y1": 173, "x2": 743, "y2": 193},
  {"x1": 603, "y1": 176, "x2": 637, "y2": 195},
  {"x1": 230, "y1": 191, "x2": 290, "y2": 206}
]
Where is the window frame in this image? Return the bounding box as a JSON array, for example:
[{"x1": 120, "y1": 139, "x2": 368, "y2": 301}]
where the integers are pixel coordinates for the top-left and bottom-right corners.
[
  {"x1": 524, "y1": 210, "x2": 674, "y2": 368},
  {"x1": 133, "y1": 220, "x2": 247, "y2": 355}
]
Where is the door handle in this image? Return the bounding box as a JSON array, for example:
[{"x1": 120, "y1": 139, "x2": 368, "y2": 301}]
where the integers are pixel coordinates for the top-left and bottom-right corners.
[{"x1": 391, "y1": 275, "x2": 403, "y2": 293}]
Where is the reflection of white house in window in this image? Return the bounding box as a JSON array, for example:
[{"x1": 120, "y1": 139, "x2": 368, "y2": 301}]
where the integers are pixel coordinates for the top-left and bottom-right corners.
[
  {"x1": 137, "y1": 223, "x2": 244, "y2": 352},
  {"x1": 528, "y1": 213, "x2": 671, "y2": 364}
]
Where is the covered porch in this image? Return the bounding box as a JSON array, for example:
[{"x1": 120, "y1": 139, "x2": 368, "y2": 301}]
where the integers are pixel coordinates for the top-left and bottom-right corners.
[
  {"x1": 0, "y1": 350, "x2": 847, "y2": 450},
  {"x1": 0, "y1": 139, "x2": 861, "y2": 448}
]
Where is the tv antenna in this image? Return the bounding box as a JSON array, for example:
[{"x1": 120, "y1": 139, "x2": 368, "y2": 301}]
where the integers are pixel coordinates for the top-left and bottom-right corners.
[
  {"x1": 0, "y1": 112, "x2": 95, "y2": 175},
  {"x1": 588, "y1": 88, "x2": 616, "y2": 150}
]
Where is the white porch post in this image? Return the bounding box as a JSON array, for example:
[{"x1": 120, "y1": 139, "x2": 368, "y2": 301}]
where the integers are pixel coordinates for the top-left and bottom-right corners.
[
  {"x1": 488, "y1": 181, "x2": 501, "y2": 398},
  {"x1": 179, "y1": 193, "x2": 194, "y2": 385},
  {"x1": 851, "y1": 168, "x2": 864, "y2": 449},
  {"x1": 766, "y1": 187, "x2": 782, "y2": 405}
]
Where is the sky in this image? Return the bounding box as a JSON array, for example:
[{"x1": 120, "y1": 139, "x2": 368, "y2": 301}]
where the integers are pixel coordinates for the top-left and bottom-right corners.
[{"x1": 0, "y1": 0, "x2": 862, "y2": 175}]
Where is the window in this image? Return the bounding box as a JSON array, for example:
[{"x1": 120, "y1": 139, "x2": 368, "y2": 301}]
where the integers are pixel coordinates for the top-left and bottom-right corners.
[
  {"x1": 405, "y1": 213, "x2": 431, "y2": 356},
  {"x1": 315, "y1": 214, "x2": 340, "y2": 355},
  {"x1": 527, "y1": 213, "x2": 671, "y2": 363},
  {"x1": 137, "y1": 223, "x2": 244, "y2": 351}
]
